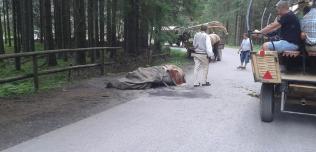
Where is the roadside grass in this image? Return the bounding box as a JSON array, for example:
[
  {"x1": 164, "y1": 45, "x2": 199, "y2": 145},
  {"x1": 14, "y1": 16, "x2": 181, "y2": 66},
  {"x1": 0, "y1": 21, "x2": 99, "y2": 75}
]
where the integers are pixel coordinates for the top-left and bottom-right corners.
[
  {"x1": 152, "y1": 47, "x2": 192, "y2": 67},
  {"x1": 0, "y1": 42, "x2": 69, "y2": 97},
  {"x1": 167, "y1": 48, "x2": 191, "y2": 67},
  {"x1": 0, "y1": 73, "x2": 67, "y2": 97},
  {"x1": 0, "y1": 59, "x2": 69, "y2": 97}
]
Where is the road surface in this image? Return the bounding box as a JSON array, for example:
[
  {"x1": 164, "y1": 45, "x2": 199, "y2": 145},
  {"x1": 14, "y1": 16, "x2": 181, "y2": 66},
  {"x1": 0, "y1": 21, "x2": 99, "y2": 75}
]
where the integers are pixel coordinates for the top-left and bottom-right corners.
[{"x1": 3, "y1": 48, "x2": 316, "y2": 152}]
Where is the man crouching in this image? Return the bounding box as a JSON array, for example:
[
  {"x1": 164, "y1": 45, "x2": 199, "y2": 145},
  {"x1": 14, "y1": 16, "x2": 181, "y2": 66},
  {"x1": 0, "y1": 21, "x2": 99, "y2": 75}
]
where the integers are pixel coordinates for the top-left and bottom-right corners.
[{"x1": 192, "y1": 25, "x2": 214, "y2": 87}]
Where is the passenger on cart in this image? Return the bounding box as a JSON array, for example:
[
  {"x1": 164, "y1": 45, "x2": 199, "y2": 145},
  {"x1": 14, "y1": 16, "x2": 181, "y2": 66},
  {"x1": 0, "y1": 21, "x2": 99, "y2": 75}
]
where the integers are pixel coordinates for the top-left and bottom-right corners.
[
  {"x1": 301, "y1": 3, "x2": 316, "y2": 53},
  {"x1": 257, "y1": 1, "x2": 302, "y2": 53}
]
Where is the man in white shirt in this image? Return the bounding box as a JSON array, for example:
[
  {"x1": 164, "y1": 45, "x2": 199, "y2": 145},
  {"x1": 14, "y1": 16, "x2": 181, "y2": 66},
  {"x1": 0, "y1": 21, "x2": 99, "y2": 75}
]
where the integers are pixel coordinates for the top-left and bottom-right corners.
[
  {"x1": 192, "y1": 25, "x2": 214, "y2": 87},
  {"x1": 238, "y1": 33, "x2": 252, "y2": 69}
]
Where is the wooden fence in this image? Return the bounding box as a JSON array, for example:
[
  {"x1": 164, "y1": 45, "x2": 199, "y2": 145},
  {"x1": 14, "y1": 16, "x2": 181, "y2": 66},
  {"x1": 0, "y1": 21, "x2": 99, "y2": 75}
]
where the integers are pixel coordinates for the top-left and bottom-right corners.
[{"x1": 0, "y1": 47, "x2": 121, "y2": 91}]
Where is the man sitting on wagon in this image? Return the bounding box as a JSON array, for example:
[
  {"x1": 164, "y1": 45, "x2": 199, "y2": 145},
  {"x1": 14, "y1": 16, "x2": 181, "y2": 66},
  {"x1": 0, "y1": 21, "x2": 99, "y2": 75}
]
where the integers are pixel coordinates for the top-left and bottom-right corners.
[
  {"x1": 258, "y1": 1, "x2": 302, "y2": 54},
  {"x1": 301, "y1": 3, "x2": 316, "y2": 54}
]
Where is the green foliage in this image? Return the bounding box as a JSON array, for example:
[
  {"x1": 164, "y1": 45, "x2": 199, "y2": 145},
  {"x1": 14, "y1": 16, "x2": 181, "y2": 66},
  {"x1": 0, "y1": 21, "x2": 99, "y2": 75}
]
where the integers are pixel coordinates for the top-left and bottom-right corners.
[
  {"x1": 35, "y1": 42, "x2": 44, "y2": 51},
  {"x1": 197, "y1": 0, "x2": 280, "y2": 45},
  {"x1": 0, "y1": 73, "x2": 67, "y2": 97},
  {"x1": 253, "y1": 44, "x2": 262, "y2": 52},
  {"x1": 0, "y1": 81, "x2": 34, "y2": 97},
  {"x1": 165, "y1": 48, "x2": 191, "y2": 67},
  {"x1": 132, "y1": 0, "x2": 203, "y2": 45},
  {"x1": 4, "y1": 44, "x2": 14, "y2": 54},
  {"x1": 168, "y1": 50, "x2": 190, "y2": 67},
  {"x1": 0, "y1": 54, "x2": 69, "y2": 97}
]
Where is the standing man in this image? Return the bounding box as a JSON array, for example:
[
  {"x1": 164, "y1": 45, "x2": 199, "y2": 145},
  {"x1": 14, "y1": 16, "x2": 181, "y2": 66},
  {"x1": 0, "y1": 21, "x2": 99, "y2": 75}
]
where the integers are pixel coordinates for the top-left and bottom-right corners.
[
  {"x1": 238, "y1": 33, "x2": 252, "y2": 69},
  {"x1": 258, "y1": 0, "x2": 302, "y2": 52},
  {"x1": 192, "y1": 25, "x2": 214, "y2": 87}
]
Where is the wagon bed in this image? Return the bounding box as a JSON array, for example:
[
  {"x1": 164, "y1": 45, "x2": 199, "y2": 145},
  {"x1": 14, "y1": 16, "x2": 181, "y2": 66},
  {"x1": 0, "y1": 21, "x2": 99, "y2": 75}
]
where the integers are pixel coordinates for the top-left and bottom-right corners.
[{"x1": 282, "y1": 73, "x2": 316, "y2": 84}]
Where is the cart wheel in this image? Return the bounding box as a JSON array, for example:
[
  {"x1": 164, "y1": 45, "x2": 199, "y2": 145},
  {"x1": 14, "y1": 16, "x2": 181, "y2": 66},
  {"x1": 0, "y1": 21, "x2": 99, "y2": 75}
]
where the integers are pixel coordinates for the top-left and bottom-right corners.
[{"x1": 260, "y1": 83, "x2": 274, "y2": 122}]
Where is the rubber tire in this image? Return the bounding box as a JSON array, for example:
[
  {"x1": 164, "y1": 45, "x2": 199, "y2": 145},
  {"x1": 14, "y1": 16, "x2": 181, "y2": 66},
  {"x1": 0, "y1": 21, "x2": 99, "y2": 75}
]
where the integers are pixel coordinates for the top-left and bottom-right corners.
[{"x1": 260, "y1": 84, "x2": 274, "y2": 122}]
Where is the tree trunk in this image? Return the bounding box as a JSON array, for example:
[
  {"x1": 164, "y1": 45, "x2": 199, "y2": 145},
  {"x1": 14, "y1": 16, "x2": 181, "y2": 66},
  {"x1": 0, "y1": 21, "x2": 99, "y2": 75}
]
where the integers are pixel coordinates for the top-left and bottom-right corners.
[
  {"x1": 12, "y1": 0, "x2": 21, "y2": 70},
  {"x1": 124, "y1": 0, "x2": 139, "y2": 55},
  {"x1": 0, "y1": 12, "x2": 5, "y2": 54},
  {"x1": 94, "y1": 0, "x2": 100, "y2": 58},
  {"x1": 2, "y1": 0, "x2": 7, "y2": 46},
  {"x1": 62, "y1": 0, "x2": 71, "y2": 61},
  {"x1": 88, "y1": 0, "x2": 96, "y2": 62},
  {"x1": 43, "y1": 0, "x2": 57, "y2": 66},
  {"x1": 94, "y1": 0, "x2": 99, "y2": 47},
  {"x1": 5, "y1": 0, "x2": 11, "y2": 47},
  {"x1": 111, "y1": 0, "x2": 117, "y2": 46},
  {"x1": 39, "y1": 0, "x2": 44, "y2": 43},
  {"x1": 20, "y1": 0, "x2": 34, "y2": 52},
  {"x1": 54, "y1": 0, "x2": 63, "y2": 50},
  {"x1": 235, "y1": 12, "x2": 240, "y2": 46},
  {"x1": 139, "y1": 6, "x2": 149, "y2": 50},
  {"x1": 106, "y1": 0, "x2": 112, "y2": 46},
  {"x1": 99, "y1": 0, "x2": 105, "y2": 46},
  {"x1": 74, "y1": 0, "x2": 86, "y2": 65}
]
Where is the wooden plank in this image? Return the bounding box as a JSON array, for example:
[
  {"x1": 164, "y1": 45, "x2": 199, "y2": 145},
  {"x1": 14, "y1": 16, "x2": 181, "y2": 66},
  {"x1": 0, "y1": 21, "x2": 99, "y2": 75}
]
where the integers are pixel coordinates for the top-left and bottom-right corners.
[
  {"x1": 289, "y1": 84, "x2": 316, "y2": 90},
  {"x1": 252, "y1": 51, "x2": 281, "y2": 83},
  {"x1": 39, "y1": 64, "x2": 100, "y2": 76},
  {"x1": 282, "y1": 73, "x2": 316, "y2": 82},
  {"x1": 0, "y1": 47, "x2": 122, "y2": 60},
  {"x1": 0, "y1": 74, "x2": 33, "y2": 84},
  {"x1": 0, "y1": 63, "x2": 115, "y2": 84}
]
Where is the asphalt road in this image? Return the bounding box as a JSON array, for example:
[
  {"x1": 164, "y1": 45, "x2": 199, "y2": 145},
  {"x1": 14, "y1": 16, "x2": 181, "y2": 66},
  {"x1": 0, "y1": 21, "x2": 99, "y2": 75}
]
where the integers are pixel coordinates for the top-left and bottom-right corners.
[{"x1": 3, "y1": 48, "x2": 316, "y2": 152}]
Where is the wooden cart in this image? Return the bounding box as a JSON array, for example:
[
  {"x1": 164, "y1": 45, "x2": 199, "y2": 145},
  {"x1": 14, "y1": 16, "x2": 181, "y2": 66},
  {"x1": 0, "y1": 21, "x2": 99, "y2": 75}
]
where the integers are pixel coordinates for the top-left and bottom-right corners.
[
  {"x1": 251, "y1": 51, "x2": 316, "y2": 122},
  {"x1": 248, "y1": 0, "x2": 316, "y2": 122}
]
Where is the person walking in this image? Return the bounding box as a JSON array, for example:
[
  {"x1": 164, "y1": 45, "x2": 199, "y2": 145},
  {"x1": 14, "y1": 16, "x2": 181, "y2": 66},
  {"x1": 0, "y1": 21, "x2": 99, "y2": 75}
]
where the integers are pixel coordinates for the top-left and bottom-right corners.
[
  {"x1": 192, "y1": 25, "x2": 214, "y2": 87},
  {"x1": 238, "y1": 33, "x2": 252, "y2": 69}
]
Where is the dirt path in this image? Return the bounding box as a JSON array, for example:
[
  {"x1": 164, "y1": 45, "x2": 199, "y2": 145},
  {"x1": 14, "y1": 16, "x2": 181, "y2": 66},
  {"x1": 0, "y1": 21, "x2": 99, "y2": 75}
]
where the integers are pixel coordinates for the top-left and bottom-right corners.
[{"x1": 0, "y1": 73, "x2": 150, "y2": 151}]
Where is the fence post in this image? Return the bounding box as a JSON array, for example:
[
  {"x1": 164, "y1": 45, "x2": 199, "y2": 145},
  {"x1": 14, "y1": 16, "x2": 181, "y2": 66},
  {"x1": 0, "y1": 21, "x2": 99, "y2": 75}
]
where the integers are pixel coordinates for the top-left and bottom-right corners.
[
  {"x1": 100, "y1": 49, "x2": 105, "y2": 75},
  {"x1": 32, "y1": 55, "x2": 39, "y2": 91}
]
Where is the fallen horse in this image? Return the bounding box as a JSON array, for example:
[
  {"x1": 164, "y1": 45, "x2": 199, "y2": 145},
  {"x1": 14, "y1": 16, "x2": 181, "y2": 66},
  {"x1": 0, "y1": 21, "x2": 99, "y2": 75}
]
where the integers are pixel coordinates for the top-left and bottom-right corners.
[{"x1": 106, "y1": 64, "x2": 186, "y2": 90}]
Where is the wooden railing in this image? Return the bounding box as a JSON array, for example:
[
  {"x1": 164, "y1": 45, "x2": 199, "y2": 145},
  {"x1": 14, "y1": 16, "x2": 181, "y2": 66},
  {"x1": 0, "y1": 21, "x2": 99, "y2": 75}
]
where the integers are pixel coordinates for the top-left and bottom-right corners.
[{"x1": 0, "y1": 47, "x2": 121, "y2": 91}]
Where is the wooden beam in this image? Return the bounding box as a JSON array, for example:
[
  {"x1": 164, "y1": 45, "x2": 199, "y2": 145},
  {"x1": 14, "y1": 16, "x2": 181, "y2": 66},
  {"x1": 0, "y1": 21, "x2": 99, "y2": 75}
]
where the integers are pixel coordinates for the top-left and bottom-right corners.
[
  {"x1": 0, "y1": 62, "x2": 115, "y2": 84},
  {"x1": 0, "y1": 74, "x2": 33, "y2": 84},
  {"x1": 0, "y1": 47, "x2": 121, "y2": 60}
]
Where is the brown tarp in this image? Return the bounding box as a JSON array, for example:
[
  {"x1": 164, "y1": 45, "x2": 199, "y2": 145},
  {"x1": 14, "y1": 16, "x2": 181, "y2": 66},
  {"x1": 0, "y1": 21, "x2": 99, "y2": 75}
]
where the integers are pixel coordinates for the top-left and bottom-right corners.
[
  {"x1": 207, "y1": 21, "x2": 229, "y2": 35},
  {"x1": 107, "y1": 65, "x2": 185, "y2": 90}
]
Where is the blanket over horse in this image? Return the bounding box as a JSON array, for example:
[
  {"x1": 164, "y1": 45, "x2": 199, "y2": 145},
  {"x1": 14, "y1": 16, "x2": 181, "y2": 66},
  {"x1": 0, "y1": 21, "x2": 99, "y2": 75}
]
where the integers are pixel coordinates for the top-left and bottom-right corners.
[{"x1": 106, "y1": 64, "x2": 186, "y2": 90}]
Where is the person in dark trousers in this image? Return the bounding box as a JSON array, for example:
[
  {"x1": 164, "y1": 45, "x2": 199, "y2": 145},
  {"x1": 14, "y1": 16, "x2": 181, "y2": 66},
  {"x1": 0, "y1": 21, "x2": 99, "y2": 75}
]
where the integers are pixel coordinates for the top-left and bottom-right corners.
[{"x1": 238, "y1": 33, "x2": 252, "y2": 69}]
